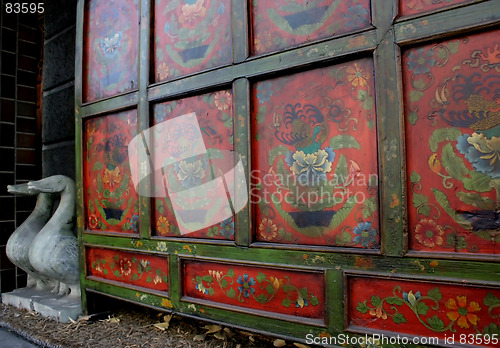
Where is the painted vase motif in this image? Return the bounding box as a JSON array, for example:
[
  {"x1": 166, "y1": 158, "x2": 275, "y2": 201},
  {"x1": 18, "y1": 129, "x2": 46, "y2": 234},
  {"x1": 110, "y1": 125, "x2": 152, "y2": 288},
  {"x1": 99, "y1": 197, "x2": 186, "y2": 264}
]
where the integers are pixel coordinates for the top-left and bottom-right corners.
[
  {"x1": 154, "y1": 0, "x2": 232, "y2": 82},
  {"x1": 153, "y1": 90, "x2": 236, "y2": 240},
  {"x1": 253, "y1": 58, "x2": 380, "y2": 247},
  {"x1": 84, "y1": 0, "x2": 139, "y2": 102},
  {"x1": 84, "y1": 110, "x2": 139, "y2": 233}
]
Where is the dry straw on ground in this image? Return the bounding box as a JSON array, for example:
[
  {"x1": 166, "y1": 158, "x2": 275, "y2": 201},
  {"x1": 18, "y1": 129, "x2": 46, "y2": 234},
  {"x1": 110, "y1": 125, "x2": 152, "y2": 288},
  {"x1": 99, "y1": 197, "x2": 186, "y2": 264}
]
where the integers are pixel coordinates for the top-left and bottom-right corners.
[{"x1": 0, "y1": 302, "x2": 311, "y2": 348}]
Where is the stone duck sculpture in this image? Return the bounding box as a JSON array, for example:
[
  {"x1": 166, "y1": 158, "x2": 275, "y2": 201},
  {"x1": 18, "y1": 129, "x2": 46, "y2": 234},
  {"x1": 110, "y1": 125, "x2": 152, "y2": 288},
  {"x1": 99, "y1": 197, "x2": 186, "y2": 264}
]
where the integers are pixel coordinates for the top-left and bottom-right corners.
[
  {"x1": 28, "y1": 175, "x2": 80, "y2": 298},
  {"x1": 6, "y1": 183, "x2": 58, "y2": 290}
]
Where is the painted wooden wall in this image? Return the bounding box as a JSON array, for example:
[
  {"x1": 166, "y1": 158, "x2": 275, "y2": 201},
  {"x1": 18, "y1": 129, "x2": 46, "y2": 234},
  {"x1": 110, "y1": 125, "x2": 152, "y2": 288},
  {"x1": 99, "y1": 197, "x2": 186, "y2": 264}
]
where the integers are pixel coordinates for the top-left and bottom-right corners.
[{"x1": 75, "y1": 0, "x2": 500, "y2": 346}]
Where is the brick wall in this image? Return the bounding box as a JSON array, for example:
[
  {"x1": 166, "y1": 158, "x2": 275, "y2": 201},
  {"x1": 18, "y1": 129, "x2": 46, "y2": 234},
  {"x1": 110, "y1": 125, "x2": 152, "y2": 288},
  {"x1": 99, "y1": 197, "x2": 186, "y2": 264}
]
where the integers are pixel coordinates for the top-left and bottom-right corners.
[
  {"x1": 41, "y1": 0, "x2": 77, "y2": 179},
  {"x1": 0, "y1": 0, "x2": 43, "y2": 293}
]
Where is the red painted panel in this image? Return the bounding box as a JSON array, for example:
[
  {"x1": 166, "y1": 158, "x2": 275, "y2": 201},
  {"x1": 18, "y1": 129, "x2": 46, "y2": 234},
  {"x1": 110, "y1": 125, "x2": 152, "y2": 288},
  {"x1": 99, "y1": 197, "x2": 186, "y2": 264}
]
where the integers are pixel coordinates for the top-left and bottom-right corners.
[
  {"x1": 251, "y1": 0, "x2": 371, "y2": 56},
  {"x1": 153, "y1": 90, "x2": 236, "y2": 240},
  {"x1": 83, "y1": 0, "x2": 139, "y2": 102},
  {"x1": 403, "y1": 30, "x2": 500, "y2": 255},
  {"x1": 153, "y1": 0, "x2": 233, "y2": 82},
  {"x1": 183, "y1": 260, "x2": 324, "y2": 320},
  {"x1": 86, "y1": 247, "x2": 168, "y2": 292},
  {"x1": 349, "y1": 276, "x2": 500, "y2": 347},
  {"x1": 252, "y1": 58, "x2": 380, "y2": 247},
  {"x1": 399, "y1": 0, "x2": 473, "y2": 17},
  {"x1": 83, "y1": 110, "x2": 139, "y2": 233}
]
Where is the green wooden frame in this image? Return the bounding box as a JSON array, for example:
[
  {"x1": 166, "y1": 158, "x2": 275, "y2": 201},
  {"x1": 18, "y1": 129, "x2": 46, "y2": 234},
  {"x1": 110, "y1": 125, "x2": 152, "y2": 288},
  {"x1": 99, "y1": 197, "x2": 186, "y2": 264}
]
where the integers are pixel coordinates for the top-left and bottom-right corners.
[{"x1": 75, "y1": 0, "x2": 500, "y2": 344}]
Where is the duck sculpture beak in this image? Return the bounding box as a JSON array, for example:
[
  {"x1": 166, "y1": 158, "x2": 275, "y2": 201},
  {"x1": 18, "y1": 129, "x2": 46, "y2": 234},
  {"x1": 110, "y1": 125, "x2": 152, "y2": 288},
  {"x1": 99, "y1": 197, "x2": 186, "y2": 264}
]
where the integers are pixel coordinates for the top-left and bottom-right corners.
[{"x1": 7, "y1": 183, "x2": 39, "y2": 195}]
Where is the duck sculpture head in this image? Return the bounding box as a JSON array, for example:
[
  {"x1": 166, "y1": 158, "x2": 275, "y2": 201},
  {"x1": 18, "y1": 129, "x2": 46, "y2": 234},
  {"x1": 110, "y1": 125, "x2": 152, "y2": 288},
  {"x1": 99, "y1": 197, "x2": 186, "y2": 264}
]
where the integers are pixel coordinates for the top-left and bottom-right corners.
[
  {"x1": 28, "y1": 175, "x2": 76, "y2": 229},
  {"x1": 28, "y1": 175, "x2": 75, "y2": 194}
]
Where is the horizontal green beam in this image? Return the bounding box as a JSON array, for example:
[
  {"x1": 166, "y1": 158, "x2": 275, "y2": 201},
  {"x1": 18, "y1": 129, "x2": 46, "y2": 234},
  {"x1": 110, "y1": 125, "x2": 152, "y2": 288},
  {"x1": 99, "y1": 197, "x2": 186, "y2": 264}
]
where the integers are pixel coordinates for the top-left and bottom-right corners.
[
  {"x1": 80, "y1": 92, "x2": 139, "y2": 118},
  {"x1": 82, "y1": 234, "x2": 500, "y2": 283},
  {"x1": 146, "y1": 30, "x2": 377, "y2": 103},
  {"x1": 80, "y1": 30, "x2": 379, "y2": 114},
  {"x1": 395, "y1": 0, "x2": 500, "y2": 45}
]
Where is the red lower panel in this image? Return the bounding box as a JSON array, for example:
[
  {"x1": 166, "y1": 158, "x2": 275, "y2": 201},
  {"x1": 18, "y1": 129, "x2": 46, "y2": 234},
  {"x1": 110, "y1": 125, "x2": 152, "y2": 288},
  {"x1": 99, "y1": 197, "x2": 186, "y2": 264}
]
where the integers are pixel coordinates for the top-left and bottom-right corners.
[
  {"x1": 183, "y1": 260, "x2": 325, "y2": 320},
  {"x1": 348, "y1": 276, "x2": 500, "y2": 347},
  {"x1": 86, "y1": 247, "x2": 168, "y2": 292}
]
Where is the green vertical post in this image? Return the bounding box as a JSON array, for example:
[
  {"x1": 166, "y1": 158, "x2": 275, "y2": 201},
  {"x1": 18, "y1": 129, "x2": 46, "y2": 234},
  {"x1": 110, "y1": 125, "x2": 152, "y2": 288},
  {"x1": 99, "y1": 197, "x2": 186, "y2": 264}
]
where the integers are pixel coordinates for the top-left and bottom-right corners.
[
  {"x1": 372, "y1": 0, "x2": 406, "y2": 257},
  {"x1": 169, "y1": 255, "x2": 181, "y2": 308},
  {"x1": 74, "y1": 0, "x2": 87, "y2": 313},
  {"x1": 326, "y1": 269, "x2": 344, "y2": 333},
  {"x1": 233, "y1": 78, "x2": 251, "y2": 247},
  {"x1": 138, "y1": 0, "x2": 152, "y2": 240},
  {"x1": 232, "y1": 0, "x2": 249, "y2": 63}
]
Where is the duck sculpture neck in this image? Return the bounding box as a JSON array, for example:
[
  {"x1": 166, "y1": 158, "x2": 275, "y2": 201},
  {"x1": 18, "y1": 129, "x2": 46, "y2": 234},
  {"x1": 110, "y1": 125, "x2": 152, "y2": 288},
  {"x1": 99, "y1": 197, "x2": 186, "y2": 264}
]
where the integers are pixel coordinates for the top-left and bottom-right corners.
[
  {"x1": 28, "y1": 175, "x2": 80, "y2": 298},
  {"x1": 6, "y1": 183, "x2": 57, "y2": 290}
]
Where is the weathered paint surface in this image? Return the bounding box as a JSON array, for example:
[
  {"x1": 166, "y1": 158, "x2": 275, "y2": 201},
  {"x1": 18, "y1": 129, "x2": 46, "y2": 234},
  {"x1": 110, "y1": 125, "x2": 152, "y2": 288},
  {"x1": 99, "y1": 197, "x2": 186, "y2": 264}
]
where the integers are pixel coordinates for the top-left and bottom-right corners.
[
  {"x1": 153, "y1": 0, "x2": 233, "y2": 82},
  {"x1": 251, "y1": 0, "x2": 371, "y2": 56},
  {"x1": 152, "y1": 90, "x2": 236, "y2": 240},
  {"x1": 83, "y1": 0, "x2": 139, "y2": 102},
  {"x1": 349, "y1": 276, "x2": 500, "y2": 347},
  {"x1": 252, "y1": 58, "x2": 380, "y2": 247},
  {"x1": 83, "y1": 110, "x2": 139, "y2": 233},
  {"x1": 86, "y1": 247, "x2": 168, "y2": 292},
  {"x1": 399, "y1": 0, "x2": 473, "y2": 17},
  {"x1": 403, "y1": 29, "x2": 500, "y2": 256}
]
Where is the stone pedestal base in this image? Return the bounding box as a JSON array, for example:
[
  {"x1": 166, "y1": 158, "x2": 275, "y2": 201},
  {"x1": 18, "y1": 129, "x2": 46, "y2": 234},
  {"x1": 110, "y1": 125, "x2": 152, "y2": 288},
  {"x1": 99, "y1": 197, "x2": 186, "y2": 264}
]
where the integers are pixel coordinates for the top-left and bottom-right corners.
[{"x1": 2, "y1": 288, "x2": 81, "y2": 323}]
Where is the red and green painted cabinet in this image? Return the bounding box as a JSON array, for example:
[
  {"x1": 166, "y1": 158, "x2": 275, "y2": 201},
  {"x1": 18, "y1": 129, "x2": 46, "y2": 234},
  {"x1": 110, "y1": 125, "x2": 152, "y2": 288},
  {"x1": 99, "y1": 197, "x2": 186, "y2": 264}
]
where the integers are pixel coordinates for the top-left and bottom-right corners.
[{"x1": 76, "y1": 0, "x2": 500, "y2": 346}]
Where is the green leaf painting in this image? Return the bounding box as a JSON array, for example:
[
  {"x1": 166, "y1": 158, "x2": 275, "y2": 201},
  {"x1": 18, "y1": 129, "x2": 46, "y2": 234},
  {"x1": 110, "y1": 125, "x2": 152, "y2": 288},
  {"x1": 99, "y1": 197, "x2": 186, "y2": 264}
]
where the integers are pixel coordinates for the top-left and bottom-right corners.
[{"x1": 428, "y1": 128, "x2": 461, "y2": 152}]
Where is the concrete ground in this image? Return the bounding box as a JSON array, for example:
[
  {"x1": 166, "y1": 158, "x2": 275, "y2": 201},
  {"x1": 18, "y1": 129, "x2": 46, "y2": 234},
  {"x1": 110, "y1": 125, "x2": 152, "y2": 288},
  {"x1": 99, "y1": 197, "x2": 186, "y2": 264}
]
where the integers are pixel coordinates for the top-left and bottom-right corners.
[{"x1": 0, "y1": 327, "x2": 40, "y2": 348}]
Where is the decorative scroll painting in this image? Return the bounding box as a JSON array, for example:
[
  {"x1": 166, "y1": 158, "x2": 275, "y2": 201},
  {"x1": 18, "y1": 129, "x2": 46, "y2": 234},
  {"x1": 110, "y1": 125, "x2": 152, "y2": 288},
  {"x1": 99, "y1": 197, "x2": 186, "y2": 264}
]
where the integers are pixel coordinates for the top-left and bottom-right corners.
[
  {"x1": 83, "y1": 110, "x2": 139, "y2": 233},
  {"x1": 86, "y1": 247, "x2": 168, "y2": 292},
  {"x1": 250, "y1": 0, "x2": 371, "y2": 56},
  {"x1": 153, "y1": 90, "x2": 236, "y2": 239},
  {"x1": 83, "y1": 0, "x2": 139, "y2": 102},
  {"x1": 153, "y1": 0, "x2": 233, "y2": 82},
  {"x1": 403, "y1": 30, "x2": 500, "y2": 255},
  {"x1": 252, "y1": 58, "x2": 379, "y2": 247},
  {"x1": 399, "y1": 0, "x2": 473, "y2": 17},
  {"x1": 183, "y1": 260, "x2": 324, "y2": 320},
  {"x1": 349, "y1": 277, "x2": 500, "y2": 346}
]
